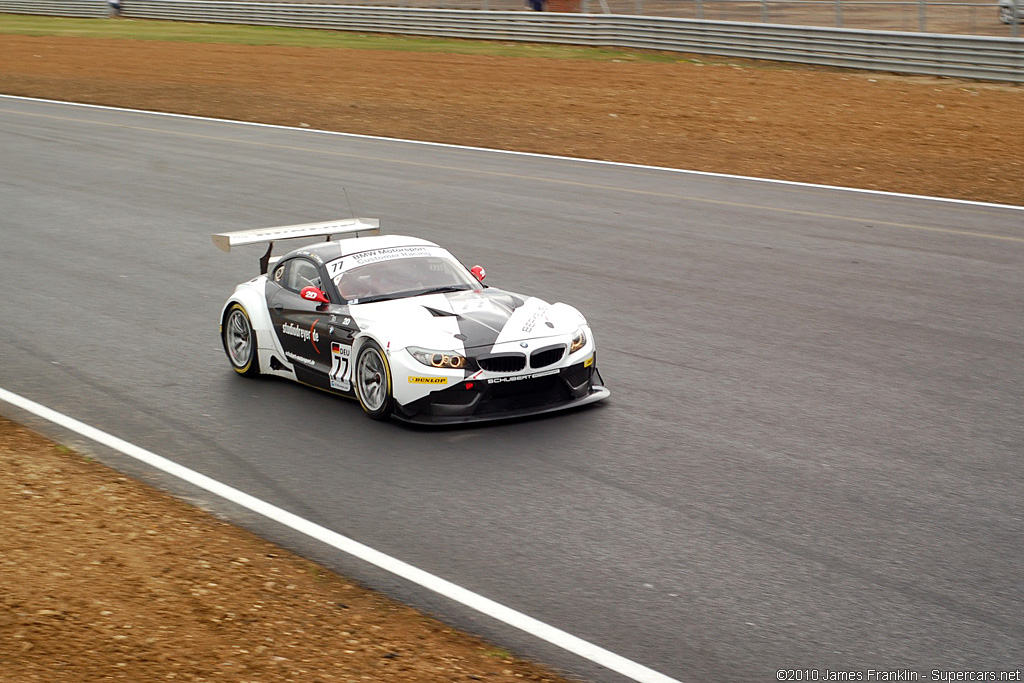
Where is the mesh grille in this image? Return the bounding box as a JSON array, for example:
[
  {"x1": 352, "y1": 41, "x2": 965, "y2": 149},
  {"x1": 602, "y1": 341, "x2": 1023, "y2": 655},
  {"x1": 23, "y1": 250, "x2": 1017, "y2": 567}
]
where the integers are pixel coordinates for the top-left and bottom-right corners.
[
  {"x1": 530, "y1": 346, "x2": 565, "y2": 369},
  {"x1": 478, "y1": 353, "x2": 527, "y2": 373}
]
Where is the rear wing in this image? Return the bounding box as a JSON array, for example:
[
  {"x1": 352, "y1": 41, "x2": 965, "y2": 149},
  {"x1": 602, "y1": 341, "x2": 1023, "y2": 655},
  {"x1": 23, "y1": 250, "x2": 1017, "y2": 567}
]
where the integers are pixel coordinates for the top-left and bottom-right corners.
[{"x1": 212, "y1": 217, "x2": 380, "y2": 274}]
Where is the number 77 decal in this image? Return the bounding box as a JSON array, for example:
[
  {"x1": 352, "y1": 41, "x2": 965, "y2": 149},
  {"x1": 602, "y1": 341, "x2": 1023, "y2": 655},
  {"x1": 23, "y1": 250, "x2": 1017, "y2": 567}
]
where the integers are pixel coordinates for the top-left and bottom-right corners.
[{"x1": 330, "y1": 342, "x2": 352, "y2": 391}]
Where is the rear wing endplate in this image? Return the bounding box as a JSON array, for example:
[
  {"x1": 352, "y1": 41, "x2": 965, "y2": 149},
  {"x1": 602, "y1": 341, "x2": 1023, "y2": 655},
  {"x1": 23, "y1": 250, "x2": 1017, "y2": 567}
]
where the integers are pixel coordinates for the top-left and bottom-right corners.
[{"x1": 212, "y1": 217, "x2": 380, "y2": 274}]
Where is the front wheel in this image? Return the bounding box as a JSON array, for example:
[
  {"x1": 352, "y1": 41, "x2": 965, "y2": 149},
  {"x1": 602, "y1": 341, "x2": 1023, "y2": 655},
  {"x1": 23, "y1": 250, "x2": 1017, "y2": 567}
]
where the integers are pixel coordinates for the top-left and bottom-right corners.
[
  {"x1": 223, "y1": 304, "x2": 260, "y2": 377},
  {"x1": 354, "y1": 340, "x2": 393, "y2": 420}
]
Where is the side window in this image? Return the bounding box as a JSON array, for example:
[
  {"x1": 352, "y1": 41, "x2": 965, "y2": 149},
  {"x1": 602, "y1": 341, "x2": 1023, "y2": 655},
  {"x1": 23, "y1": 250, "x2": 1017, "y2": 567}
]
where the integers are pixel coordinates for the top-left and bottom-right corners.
[{"x1": 281, "y1": 259, "x2": 323, "y2": 294}]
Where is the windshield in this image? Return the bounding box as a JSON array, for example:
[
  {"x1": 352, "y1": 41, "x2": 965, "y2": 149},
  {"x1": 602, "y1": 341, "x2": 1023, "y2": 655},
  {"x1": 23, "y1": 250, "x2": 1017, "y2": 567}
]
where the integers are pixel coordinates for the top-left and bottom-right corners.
[{"x1": 328, "y1": 247, "x2": 480, "y2": 304}]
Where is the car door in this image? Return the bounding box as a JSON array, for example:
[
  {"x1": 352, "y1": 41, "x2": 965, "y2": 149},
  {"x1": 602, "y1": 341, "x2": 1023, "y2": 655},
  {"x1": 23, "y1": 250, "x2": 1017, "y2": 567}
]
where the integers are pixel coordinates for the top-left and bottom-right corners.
[
  {"x1": 266, "y1": 257, "x2": 361, "y2": 394},
  {"x1": 266, "y1": 257, "x2": 336, "y2": 387}
]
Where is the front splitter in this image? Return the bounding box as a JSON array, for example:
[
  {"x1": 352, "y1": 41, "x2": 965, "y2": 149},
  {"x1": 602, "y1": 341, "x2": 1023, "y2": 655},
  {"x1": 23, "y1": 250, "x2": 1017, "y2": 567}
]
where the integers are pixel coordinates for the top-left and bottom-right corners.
[{"x1": 392, "y1": 385, "x2": 610, "y2": 426}]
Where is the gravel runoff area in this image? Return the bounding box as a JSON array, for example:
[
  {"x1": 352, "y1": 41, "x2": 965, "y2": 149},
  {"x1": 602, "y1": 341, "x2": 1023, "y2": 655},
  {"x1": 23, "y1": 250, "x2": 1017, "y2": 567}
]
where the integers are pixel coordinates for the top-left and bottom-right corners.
[
  {"x1": 2, "y1": 24, "x2": 1023, "y2": 683},
  {"x1": 1, "y1": 33, "x2": 1022, "y2": 205},
  {"x1": 0, "y1": 417, "x2": 571, "y2": 682}
]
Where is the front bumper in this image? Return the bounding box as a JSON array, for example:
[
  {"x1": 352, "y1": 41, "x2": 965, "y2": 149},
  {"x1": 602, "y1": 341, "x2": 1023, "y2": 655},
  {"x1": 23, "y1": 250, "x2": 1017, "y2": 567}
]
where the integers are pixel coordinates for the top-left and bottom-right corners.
[{"x1": 392, "y1": 360, "x2": 610, "y2": 425}]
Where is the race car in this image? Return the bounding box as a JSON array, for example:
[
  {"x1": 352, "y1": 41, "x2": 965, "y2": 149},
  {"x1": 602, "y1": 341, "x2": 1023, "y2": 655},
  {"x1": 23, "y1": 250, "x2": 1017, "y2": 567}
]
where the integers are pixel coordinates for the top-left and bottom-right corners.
[{"x1": 213, "y1": 218, "x2": 609, "y2": 424}]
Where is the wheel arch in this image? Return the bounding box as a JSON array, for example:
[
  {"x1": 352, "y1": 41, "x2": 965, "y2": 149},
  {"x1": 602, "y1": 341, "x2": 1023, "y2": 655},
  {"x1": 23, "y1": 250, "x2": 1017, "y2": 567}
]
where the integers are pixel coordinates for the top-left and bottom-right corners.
[
  {"x1": 351, "y1": 334, "x2": 395, "y2": 419},
  {"x1": 219, "y1": 280, "x2": 285, "y2": 372}
]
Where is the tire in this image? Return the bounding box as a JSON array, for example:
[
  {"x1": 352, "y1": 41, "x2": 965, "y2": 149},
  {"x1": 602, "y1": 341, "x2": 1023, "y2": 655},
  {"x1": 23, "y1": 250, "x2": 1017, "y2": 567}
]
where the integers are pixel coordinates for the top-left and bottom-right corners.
[
  {"x1": 999, "y1": 5, "x2": 1016, "y2": 23},
  {"x1": 354, "y1": 340, "x2": 393, "y2": 420},
  {"x1": 223, "y1": 303, "x2": 260, "y2": 377}
]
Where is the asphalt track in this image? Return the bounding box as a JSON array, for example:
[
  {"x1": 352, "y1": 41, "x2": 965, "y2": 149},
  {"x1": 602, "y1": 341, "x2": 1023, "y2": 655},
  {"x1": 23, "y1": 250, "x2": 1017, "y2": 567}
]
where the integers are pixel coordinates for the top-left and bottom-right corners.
[{"x1": 1, "y1": 96, "x2": 1022, "y2": 683}]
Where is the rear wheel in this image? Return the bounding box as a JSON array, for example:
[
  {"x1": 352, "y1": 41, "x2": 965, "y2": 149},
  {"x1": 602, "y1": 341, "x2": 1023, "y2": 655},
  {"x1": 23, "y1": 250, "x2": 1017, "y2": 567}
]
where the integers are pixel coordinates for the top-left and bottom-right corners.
[
  {"x1": 223, "y1": 304, "x2": 260, "y2": 377},
  {"x1": 354, "y1": 340, "x2": 393, "y2": 420}
]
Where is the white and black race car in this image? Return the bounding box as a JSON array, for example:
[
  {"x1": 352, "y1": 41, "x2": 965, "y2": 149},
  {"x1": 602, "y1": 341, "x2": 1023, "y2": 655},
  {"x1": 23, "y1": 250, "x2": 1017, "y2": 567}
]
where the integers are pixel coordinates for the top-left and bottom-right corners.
[{"x1": 214, "y1": 218, "x2": 609, "y2": 424}]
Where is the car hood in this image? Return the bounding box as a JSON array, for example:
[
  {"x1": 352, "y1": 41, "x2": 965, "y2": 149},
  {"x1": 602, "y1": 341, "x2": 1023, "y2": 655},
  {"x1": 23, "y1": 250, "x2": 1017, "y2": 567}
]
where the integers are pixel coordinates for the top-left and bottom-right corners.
[{"x1": 349, "y1": 287, "x2": 584, "y2": 353}]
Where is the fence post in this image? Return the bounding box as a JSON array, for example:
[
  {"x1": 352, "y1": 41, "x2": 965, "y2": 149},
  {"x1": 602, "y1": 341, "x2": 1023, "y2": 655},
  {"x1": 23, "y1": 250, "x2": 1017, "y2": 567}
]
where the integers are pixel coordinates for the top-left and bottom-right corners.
[
  {"x1": 918, "y1": 0, "x2": 926, "y2": 31},
  {"x1": 835, "y1": 0, "x2": 843, "y2": 27}
]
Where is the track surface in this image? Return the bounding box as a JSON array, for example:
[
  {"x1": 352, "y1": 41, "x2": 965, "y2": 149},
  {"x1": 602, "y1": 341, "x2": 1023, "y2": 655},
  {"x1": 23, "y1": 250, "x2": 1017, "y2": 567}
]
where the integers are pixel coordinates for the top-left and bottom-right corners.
[{"x1": 1, "y1": 97, "x2": 1022, "y2": 682}]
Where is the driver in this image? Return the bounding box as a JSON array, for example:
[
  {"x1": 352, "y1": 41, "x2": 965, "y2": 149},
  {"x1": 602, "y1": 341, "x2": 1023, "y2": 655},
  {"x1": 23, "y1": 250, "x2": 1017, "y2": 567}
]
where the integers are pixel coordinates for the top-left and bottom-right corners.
[{"x1": 337, "y1": 271, "x2": 375, "y2": 301}]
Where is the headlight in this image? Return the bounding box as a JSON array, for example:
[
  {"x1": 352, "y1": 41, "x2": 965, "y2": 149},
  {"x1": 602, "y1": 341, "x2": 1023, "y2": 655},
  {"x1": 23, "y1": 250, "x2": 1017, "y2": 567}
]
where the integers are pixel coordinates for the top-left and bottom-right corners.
[
  {"x1": 408, "y1": 347, "x2": 469, "y2": 370},
  {"x1": 569, "y1": 327, "x2": 587, "y2": 354}
]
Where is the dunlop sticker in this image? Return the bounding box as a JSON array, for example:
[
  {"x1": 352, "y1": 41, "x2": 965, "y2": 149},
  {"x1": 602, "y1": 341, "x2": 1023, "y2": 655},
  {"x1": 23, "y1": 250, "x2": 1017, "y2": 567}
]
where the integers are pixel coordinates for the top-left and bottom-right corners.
[{"x1": 409, "y1": 377, "x2": 448, "y2": 385}]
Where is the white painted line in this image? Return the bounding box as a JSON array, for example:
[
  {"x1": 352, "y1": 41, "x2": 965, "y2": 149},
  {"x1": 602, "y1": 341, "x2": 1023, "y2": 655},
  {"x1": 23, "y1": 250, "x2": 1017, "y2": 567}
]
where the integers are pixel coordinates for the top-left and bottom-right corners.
[
  {"x1": 3, "y1": 94, "x2": 1023, "y2": 212},
  {"x1": 0, "y1": 386, "x2": 682, "y2": 683}
]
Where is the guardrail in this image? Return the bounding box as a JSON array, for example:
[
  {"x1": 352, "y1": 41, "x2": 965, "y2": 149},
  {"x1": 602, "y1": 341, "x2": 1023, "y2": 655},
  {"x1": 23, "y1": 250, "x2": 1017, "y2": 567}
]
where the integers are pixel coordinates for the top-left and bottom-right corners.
[
  {"x1": 2, "y1": 0, "x2": 110, "y2": 17},
  {"x1": 1, "y1": 0, "x2": 1021, "y2": 82}
]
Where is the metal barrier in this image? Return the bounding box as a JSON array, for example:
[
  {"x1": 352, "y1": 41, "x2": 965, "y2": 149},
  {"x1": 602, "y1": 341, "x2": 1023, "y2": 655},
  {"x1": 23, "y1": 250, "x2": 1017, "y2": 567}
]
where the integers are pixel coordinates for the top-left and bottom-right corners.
[
  {"x1": 2, "y1": 0, "x2": 110, "y2": 17},
  {"x1": 1, "y1": 0, "x2": 1021, "y2": 81}
]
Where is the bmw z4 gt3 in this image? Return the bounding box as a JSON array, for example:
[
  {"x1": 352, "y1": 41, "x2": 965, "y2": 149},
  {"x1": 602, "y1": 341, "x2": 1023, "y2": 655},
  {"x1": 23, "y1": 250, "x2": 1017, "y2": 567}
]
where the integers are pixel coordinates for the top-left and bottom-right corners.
[{"x1": 215, "y1": 218, "x2": 609, "y2": 424}]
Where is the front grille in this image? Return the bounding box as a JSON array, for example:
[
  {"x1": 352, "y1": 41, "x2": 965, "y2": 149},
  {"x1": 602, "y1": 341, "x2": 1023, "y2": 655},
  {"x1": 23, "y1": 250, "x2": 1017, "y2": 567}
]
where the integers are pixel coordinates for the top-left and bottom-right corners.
[
  {"x1": 477, "y1": 353, "x2": 526, "y2": 373},
  {"x1": 530, "y1": 345, "x2": 565, "y2": 369}
]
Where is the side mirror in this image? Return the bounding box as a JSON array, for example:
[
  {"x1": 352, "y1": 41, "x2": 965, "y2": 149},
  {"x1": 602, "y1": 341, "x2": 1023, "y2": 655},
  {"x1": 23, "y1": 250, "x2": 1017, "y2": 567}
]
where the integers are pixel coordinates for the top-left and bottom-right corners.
[
  {"x1": 300, "y1": 286, "x2": 330, "y2": 304},
  {"x1": 471, "y1": 265, "x2": 486, "y2": 282}
]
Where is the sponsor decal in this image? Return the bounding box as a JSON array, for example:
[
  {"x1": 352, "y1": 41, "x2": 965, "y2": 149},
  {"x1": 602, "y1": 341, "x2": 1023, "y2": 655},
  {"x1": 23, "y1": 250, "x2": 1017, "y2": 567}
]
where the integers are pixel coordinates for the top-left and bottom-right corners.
[
  {"x1": 486, "y1": 368, "x2": 558, "y2": 384},
  {"x1": 330, "y1": 342, "x2": 352, "y2": 391},
  {"x1": 351, "y1": 246, "x2": 430, "y2": 266},
  {"x1": 282, "y1": 322, "x2": 316, "y2": 343},
  {"x1": 295, "y1": 251, "x2": 324, "y2": 264},
  {"x1": 521, "y1": 305, "x2": 550, "y2": 333},
  {"x1": 285, "y1": 351, "x2": 316, "y2": 367},
  {"x1": 326, "y1": 247, "x2": 443, "y2": 278},
  {"x1": 409, "y1": 377, "x2": 448, "y2": 385},
  {"x1": 281, "y1": 321, "x2": 321, "y2": 352},
  {"x1": 584, "y1": 356, "x2": 594, "y2": 368}
]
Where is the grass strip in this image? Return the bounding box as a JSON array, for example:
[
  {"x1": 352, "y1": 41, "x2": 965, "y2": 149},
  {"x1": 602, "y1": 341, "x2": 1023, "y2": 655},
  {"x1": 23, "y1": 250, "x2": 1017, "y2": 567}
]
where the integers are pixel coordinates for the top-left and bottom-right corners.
[{"x1": 0, "y1": 13, "x2": 683, "y2": 61}]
